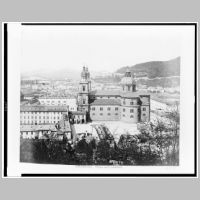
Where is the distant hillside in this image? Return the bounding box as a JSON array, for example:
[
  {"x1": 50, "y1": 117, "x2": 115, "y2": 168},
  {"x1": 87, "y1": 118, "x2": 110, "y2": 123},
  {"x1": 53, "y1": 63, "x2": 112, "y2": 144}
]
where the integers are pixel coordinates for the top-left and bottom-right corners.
[
  {"x1": 21, "y1": 68, "x2": 80, "y2": 81},
  {"x1": 116, "y1": 57, "x2": 180, "y2": 78}
]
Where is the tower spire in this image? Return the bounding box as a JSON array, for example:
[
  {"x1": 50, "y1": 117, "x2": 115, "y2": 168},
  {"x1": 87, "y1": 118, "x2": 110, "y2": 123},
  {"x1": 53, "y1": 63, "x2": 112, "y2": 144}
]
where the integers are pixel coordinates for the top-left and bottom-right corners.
[{"x1": 78, "y1": 66, "x2": 91, "y2": 114}]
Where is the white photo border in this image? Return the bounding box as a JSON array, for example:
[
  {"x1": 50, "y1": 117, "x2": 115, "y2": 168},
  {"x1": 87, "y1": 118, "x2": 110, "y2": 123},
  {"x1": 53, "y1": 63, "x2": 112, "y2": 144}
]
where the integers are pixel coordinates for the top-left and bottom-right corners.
[{"x1": 2, "y1": 22, "x2": 198, "y2": 178}]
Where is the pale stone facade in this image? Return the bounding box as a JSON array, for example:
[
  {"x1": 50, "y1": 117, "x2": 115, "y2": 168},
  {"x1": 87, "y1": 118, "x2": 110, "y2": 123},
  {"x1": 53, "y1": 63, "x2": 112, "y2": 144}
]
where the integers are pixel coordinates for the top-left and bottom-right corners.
[
  {"x1": 78, "y1": 67, "x2": 150, "y2": 123},
  {"x1": 38, "y1": 97, "x2": 77, "y2": 111},
  {"x1": 20, "y1": 106, "x2": 68, "y2": 125}
]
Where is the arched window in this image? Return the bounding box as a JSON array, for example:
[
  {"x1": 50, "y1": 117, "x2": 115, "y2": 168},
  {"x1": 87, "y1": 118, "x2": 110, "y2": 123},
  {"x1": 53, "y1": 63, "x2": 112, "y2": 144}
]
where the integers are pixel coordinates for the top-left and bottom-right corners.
[{"x1": 130, "y1": 109, "x2": 134, "y2": 113}]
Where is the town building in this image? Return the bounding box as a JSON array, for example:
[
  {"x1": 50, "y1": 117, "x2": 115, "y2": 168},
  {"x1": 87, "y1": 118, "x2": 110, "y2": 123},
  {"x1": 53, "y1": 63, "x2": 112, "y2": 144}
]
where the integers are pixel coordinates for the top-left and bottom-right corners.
[
  {"x1": 20, "y1": 105, "x2": 86, "y2": 125},
  {"x1": 77, "y1": 66, "x2": 150, "y2": 123},
  {"x1": 69, "y1": 111, "x2": 87, "y2": 124},
  {"x1": 38, "y1": 96, "x2": 77, "y2": 111},
  {"x1": 20, "y1": 113, "x2": 72, "y2": 140},
  {"x1": 20, "y1": 105, "x2": 69, "y2": 125}
]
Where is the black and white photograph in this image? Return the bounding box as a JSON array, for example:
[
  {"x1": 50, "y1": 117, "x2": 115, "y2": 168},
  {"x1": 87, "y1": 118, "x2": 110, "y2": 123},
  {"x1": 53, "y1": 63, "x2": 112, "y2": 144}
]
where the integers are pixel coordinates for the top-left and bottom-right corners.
[{"x1": 3, "y1": 23, "x2": 197, "y2": 177}]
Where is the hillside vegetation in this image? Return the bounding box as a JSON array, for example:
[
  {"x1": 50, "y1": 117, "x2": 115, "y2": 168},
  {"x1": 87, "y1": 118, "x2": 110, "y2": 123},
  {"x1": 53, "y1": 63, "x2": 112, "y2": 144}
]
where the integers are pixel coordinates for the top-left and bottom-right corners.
[{"x1": 116, "y1": 57, "x2": 180, "y2": 78}]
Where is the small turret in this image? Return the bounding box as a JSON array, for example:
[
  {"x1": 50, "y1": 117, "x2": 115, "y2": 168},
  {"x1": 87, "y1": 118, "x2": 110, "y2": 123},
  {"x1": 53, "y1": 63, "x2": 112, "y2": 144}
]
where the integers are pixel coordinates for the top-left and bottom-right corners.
[
  {"x1": 81, "y1": 66, "x2": 87, "y2": 80},
  {"x1": 85, "y1": 67, "x2": 90, "y2": 79}
]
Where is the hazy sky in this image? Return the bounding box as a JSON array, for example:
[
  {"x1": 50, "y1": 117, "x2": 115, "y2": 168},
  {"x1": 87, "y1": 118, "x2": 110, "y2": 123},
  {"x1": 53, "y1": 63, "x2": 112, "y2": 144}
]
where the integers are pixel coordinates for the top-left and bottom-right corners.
[{"x1": 21, "y1": 25, "x2": 181, "y2": 73}]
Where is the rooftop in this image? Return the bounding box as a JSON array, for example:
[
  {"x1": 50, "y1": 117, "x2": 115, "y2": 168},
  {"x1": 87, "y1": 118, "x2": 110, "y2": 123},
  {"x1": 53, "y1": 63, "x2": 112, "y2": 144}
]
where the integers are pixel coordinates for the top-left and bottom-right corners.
[
  {"x1": 20, "y1": 105, "x2": 69, "y2": 112},
  {"x1": 39, "y1": 96, "x2": 76, "y2": 99},
  {"x1": 57, "y1": 120, "x2": 71, "y2": 132},
  {"x1": 71, "y1": 111, "x2": 86, "y2": 115},
  {"x1": 90, "y1": 99, "x2": 121, "y2": 106},
  {"x1": 121, "y1": 91, "x2": 150, "y2": 98},
  {"x1": 20, "y1": 121, "x2": 71, "y2": 132},
  {"x1": 20, "y1": 124, "x2": 57, "y2": 132},
  {"x1": 89, "y1": 90, "x2": 150, "y2": 98},
  {"x1": 89, "y1": 90, "x2": 121, "y2": 96}
]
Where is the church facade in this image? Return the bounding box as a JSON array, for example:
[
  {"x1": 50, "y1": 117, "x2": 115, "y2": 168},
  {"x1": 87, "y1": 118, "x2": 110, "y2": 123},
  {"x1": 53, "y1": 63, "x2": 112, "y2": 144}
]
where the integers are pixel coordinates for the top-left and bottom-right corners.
[{"x1": 77, "y1": 67, "x2": 150, "y2": 123}]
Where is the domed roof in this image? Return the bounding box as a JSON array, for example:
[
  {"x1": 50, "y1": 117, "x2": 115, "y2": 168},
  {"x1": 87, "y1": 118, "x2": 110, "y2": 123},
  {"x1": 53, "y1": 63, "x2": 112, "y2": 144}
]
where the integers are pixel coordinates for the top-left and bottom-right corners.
[
  {"x1": 121, "y1": 77, "x2": 135, "y2": 85},
  {"x1": 120, "y1": 68, "x2": 136, "y2": 85}
]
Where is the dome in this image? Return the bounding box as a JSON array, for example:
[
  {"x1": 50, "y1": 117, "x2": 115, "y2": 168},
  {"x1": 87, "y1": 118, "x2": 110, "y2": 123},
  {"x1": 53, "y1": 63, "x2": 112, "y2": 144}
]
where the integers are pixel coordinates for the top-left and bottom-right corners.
[
  {"x1": 121, "y1": 77, "x2": 135, "y2": 85},
  {"x1": 120, "y1": 68, "x2": 136, "y2": 85}
]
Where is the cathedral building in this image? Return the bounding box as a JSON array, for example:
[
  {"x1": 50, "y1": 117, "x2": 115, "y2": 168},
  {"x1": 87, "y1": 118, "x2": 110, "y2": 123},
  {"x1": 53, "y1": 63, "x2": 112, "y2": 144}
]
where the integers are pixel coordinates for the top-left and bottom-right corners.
[{"x1": 77, "y1": 67, "x2": 150, "y2": 123}]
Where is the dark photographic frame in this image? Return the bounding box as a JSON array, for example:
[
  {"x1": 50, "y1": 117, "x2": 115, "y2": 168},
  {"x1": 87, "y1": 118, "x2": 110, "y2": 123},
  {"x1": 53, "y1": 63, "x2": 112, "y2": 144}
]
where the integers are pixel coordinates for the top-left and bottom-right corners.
[{"x1": 3, "y1": 22, "x2": 197, "y2": 177}]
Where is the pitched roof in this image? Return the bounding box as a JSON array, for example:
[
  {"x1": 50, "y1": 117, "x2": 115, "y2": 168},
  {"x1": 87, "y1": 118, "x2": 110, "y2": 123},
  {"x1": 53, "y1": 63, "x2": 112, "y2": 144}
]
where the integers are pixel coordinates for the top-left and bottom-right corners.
[
  {"x1": 57, "y1": 120, "x2": 71, "y2": 132},
  {"x1": 89, "y1": 90, "x2": 121, "y2": 96},
  {"x1": 20, "y1": 124, "x2": 57, "y2": 132},
  {"x1": 90, "y1": 99, "x2": 121, "y2": 106},
  {"x1": 71, "y1": 111, "x2": 86, "y2": 115},
  {"x1": 20, "y1": 105, "x2": 68, "y2": 112},
  {"x1": 121, "y1": 91, "x2": 150, "y2": 98},
  {"x1": 89, "y1": 90, "x2": 150, "y2": 99},
  {"x1": 20, "y1": 121, "x2": 71, "y2": 132},
  {"x1": 39, "y1": 96, "x2": 76, "y2": 99}
]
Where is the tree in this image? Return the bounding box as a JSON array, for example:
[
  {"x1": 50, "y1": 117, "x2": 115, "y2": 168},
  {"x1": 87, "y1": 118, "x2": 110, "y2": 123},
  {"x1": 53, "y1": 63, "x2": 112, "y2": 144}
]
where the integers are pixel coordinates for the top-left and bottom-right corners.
[
  {"x1": 164, "y1": 103, "x2": 180, "y2": 165},
  {"x1": 137, "y1": 104, "x2": 180, "y2": 166},
  {"x1": 75, "y1": 138, "x2": 94, "y2": 164},
  {"x1": 95, "y1": 139, "x2": 111, "y2": 164}
]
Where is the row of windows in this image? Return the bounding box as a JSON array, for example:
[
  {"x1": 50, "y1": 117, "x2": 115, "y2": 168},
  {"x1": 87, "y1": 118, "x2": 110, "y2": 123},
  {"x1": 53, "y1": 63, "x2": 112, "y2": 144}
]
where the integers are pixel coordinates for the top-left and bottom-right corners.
[
  {"x1": 21, "y1": 116, "x2": 61, "y2": 119},
  {"x1": 122, "y1": 85, "x2": 134, "y2": 91},
  {"x1": 92, "y1": 113, "x2": 141, "y2": 118},
  {"x1": 123, "y1": 108, "x2": 134, "y2": 113},
  {"x1": 96, "y1": 97, "x2": 119, "y2": 99},
  {"x1": 92, "y1": 113, "x2": 146, "y2": 117},
  {"x1": 21, "y1": 112, "x2": 63, "y2": 115},
  {"x1": 42, "y1": 103, "x2": 68, "y2": 106},
  {"x1": 40, "y1": 100, "x2": 68, "y2": 103},
  {"x1": 123, "y1": 101, "x2": 137, "y2": 105},
  {"x1": 122, "y1": 113, "x2": 146, "y2": 118},
  {"x1": 91, "y1": 107, "x2": 119, "y2": 111},
  {"x1": 122, "y1": 107, "x2": 146, "y2": 112},
  {"x1": 91, "y1": 107, "x2": 147, "y2": 112},
  {"x1": 20, "y1": 121, "x2": 58, "y2": 124},
  {"x1": 91, "y1": 113, "x2": 146, "y2": 118},
  {"x1": 92, "y1": 113, "x2": 118, "y2": 116}
]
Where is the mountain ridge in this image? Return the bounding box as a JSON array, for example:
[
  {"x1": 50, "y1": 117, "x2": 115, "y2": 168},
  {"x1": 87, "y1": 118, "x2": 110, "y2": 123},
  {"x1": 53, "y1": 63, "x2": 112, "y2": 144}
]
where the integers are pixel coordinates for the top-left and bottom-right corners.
[
  {"x1": 116, "y1": 57, "x2": 180, "y2": 79},
  {"x1": 21, "y1": 57, "x2": 180, "y2": 80}
]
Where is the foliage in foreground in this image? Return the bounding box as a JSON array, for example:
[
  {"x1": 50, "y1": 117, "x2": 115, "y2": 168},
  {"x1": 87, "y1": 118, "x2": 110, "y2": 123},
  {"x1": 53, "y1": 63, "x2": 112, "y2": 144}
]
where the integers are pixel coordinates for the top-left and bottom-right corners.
[{"x1": 20, "y1": 109, "x2": 179, "y2": 166}]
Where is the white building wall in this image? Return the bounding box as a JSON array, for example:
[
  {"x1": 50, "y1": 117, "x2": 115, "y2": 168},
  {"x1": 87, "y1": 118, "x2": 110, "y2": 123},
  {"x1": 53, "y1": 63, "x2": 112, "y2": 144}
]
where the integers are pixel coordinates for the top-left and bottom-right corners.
[
  {"x1": 20, "y1": 111, "x2": 64, "y2": 125},
  {"x1": 38, "y1": 98, "x2": 77, "y2": 111},
  {"x1": 90, "y1": 105, "x2": 121, "y2": 121},
  {"x1": 140, "y1": 105, "x2": 150, "y2": 122}
]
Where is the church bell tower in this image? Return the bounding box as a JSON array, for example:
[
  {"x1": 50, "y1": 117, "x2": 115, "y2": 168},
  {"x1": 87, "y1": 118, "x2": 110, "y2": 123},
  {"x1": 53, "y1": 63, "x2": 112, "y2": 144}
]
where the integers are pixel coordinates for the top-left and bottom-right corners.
[{"x1": 77, "y1": 66, "x2": 91, "y2": 112}]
